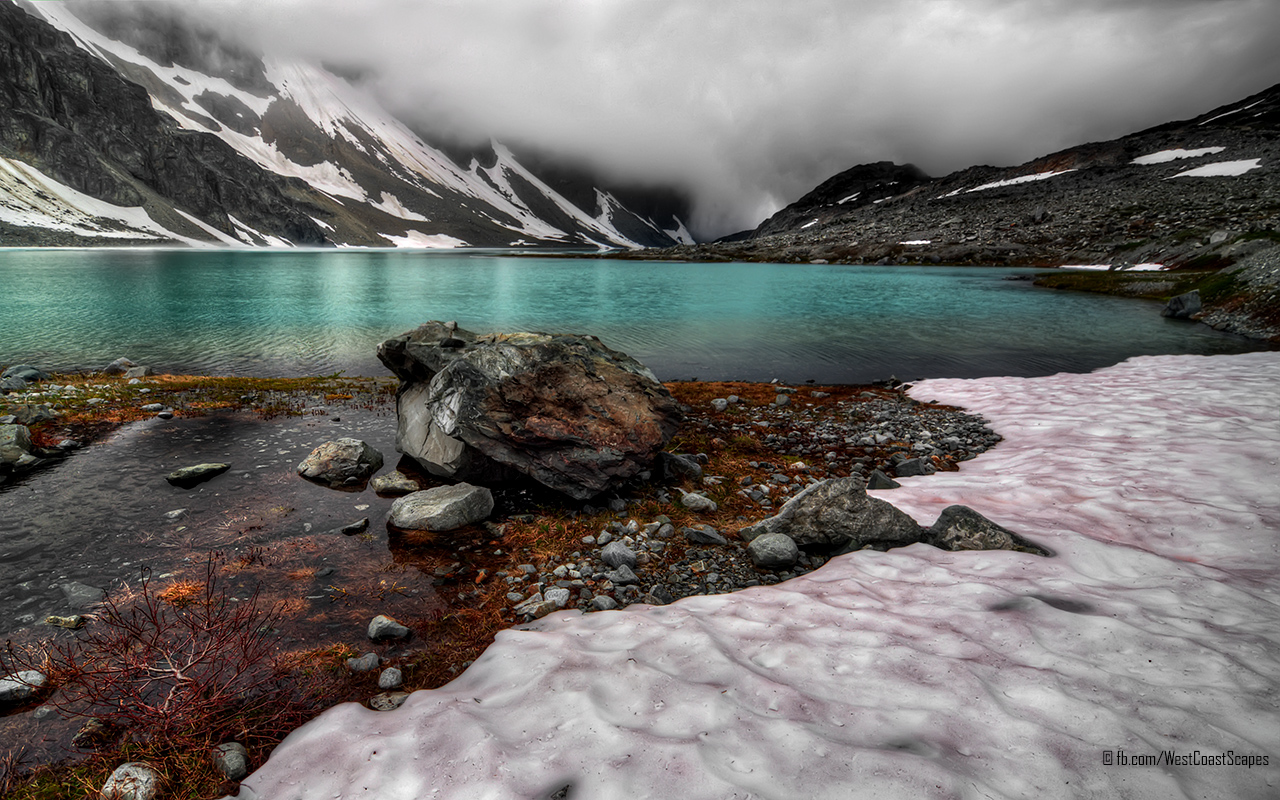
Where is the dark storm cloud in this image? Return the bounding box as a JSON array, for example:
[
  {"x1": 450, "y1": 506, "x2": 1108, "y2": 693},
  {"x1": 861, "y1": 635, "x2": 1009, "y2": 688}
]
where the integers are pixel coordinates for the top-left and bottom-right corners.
[{"x1": 182, "y1": 0, "x2": 1280, "y2": 237}]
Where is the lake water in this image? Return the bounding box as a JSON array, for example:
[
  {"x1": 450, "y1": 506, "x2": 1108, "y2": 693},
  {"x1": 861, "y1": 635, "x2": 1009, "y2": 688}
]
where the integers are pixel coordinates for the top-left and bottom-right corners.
[{"x1": 0, "y1": 248, "x2": 1269, "y2": 382}]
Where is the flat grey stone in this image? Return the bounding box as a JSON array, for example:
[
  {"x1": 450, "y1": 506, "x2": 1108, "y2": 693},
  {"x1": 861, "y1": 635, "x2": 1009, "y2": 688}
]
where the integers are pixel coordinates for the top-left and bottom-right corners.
[
  {"x1": 165, "y1": 462, "x2": 230, "y2": 489},
  {"x1": 370, "y1": 691, "x2": 410, "y2": 711},
  {"x1": 607, "y1": 564, "x2": 640, "y2": 585},
  {"x1": 0, "y1": 670, "x2": 47, "y2": 706},
  {"x1": 388, "y1": 483, "x2": 494, "y2": 531},
  {"x1": 60, "y1": 581, "x2": 103, "y2": 608}
]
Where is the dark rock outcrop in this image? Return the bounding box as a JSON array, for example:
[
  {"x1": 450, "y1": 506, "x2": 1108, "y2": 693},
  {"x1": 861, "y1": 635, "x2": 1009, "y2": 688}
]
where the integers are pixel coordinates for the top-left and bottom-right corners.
[
  {"x1": 738, "y1": 476, "x2": 924, "y2": 550},
  {"x1": 926, "y1": 505, "x2": 1051, "y2": 556},
  {"x1": 377, "y1": 322, "x2": 683, "y2": 500}
]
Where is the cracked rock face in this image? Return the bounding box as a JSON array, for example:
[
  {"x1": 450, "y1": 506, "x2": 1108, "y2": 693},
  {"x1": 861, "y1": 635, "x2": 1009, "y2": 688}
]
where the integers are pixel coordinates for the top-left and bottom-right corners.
[{"x1": 378, "y1": 322, "x2": 683, "y2": 500}]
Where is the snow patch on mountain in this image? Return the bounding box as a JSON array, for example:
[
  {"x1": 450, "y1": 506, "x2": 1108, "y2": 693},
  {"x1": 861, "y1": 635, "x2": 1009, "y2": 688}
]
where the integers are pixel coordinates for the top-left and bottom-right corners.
[
  {"x1": 1131, "y1": 147, "x2": 1226, "y2": 165},
  {"x1": 380, "y1": 231, "x2": 469, "y2": 248},
  {"x1": 1170, "y1": 159, "x2": 1263, "y2": 178}
]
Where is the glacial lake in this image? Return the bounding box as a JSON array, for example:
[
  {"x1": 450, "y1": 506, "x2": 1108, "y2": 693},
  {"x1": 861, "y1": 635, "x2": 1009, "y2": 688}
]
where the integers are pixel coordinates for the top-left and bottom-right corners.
[{"x1": 0, "y1": 248, "x2": 1269, "y2": 383}]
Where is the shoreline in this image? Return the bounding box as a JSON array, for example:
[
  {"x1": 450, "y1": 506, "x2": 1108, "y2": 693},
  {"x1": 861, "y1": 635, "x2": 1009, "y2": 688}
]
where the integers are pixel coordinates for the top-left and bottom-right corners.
[{"x1": 0, "y1": 371, "x2": 1000, "y2": 797}]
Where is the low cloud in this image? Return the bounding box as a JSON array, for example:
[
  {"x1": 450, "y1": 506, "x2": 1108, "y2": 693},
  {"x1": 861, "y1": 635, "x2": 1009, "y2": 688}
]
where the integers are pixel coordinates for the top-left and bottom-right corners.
[{"x1": 180, "y1": 0, "x2": 1280, "y2": 237}]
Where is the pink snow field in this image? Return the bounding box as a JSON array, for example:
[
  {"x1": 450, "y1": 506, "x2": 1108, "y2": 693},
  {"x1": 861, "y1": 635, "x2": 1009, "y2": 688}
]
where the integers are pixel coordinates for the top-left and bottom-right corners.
[{"x1": 228, "y1": 351, "x2": 1280, "y2": 800}]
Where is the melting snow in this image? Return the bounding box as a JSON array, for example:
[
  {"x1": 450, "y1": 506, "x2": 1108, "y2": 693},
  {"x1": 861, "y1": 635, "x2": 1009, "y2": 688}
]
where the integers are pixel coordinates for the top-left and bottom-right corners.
[
  {"x1": 228, "y1": 352, "x2": 1280, "y2": 800},
  {"x1": 801, "y1": 219, "x2": 820, "y2": 229},
  {"x1": 1170, "y1": 159, "x2": 1263, "y2": 178},
  {"x1": 966, "y1": 170, "x2": 1076, "y2": 193},
  {"x1": 1131, "y1": 147, "x2": 1226, "y2": 165},
  {"x1": 662, "y1": 218, "x2": 696, "y2": 246},
  {"x1": 838, "y1": 192, "x2": 861, "y2": 204},
  {"x1": 899, "y1": 239, "x2": 932, "y2": 246}
]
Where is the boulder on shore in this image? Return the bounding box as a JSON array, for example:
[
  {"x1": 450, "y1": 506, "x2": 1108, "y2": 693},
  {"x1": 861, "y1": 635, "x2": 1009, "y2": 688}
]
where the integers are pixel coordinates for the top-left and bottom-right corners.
[
  {"x1": 738, "y1": 476, "x2": 924, "y2": 551},
  {"x1": 297, "y1": 439, "x2": 383, "y2": 490},
  {"x1": 388, "y1": 483, "x2": 493, "y2": 532},
  {"x1": 377, "y1": 322, "x2": 683, "y2": 500}
]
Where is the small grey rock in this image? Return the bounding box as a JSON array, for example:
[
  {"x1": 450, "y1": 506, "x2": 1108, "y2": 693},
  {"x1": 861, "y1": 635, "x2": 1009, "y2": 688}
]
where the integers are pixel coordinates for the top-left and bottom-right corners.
[
  {"x1": 676, "y1": 489, "x2": 717, "y2": 513},
  {"x1": 346, "y1": 652, "x2": 380, "y2": 672},
  {"x1": 683, "y1": 525, "x2": 727, "y2": 546},
  {"x1": 600, "y1": 541, "x2": 638, "y2": 569},
  {"x1": 748, "y1": 533, "x2": 800, "y2": 570},
  {"x1": 591, "y1": 595, "x2": 619, "y2": 611},
  {"x1": 711, "y1": 398, "x2": 729, "y2": 412},
  {"x1": 371, "y1": 470, "x2": 421, "y2": 495},
  {"x1": 100, "y1": 762, "x2": 161, "y2": 800},
  {"x1": 214, "y1": 742, "x2": 249, "y2": 782},
  {"x1": 545, "y1": 587, "x2": 571, "y2": 608},
  {"x1": 607, "y1": 564, "x2": 640, "y2": 585},
  {"x1": 367, "y1": 615, "x2": 411, "y2": 641},
  {"x1": 894, "y1": 457, "x2": 936, "y2": 477},
  {"x1": 867, "y1": 470, "x2": 901, "y2": 490},
  {"x1": 378, "y1": 667, "x2": 404, "y2": 690}
]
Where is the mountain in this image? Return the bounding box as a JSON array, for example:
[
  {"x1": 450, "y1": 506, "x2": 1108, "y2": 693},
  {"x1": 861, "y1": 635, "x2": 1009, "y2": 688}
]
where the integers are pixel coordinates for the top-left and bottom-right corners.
[
  {"x1": 0, "y1": 0, "x2": 694, "y2": 248},
  {"x1": 665, "y1": 83, "x2": 1280, "y2": 270}
]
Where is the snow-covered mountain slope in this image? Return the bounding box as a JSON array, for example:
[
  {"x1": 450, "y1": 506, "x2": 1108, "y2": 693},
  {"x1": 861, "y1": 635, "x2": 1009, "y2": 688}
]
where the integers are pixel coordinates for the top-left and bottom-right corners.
[{"x1": 1, "y1": 0, "x2": 692, "y2": 248}]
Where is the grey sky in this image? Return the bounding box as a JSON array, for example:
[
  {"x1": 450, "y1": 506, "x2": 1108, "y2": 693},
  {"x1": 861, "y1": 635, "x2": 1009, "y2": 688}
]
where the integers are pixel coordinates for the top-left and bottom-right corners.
[{"x1": 184, "y1": 0, "x2": 1279, "y2": 237}]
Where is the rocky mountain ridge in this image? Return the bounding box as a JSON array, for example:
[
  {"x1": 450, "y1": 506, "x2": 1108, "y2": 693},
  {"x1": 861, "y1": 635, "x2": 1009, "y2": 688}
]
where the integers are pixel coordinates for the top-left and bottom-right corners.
[
  {"x1": 0, "y1": 0, "x2": 693, "y2": 248},
  {"x1": 657, "y1": 82, "x2": 1280, "y2": 271}
]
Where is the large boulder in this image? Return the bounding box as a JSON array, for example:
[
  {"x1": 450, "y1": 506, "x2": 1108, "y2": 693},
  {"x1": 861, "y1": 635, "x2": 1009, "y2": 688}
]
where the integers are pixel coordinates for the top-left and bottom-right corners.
[
  {"x1": 738, "y1": 477, "x2": 923, "y2": 550},
  {"x1": 377, "y1": 322, "x2": 683, "y2": 500},
  {"x1": 297, "y1": 439, "x2": 383, "y2": 489}
]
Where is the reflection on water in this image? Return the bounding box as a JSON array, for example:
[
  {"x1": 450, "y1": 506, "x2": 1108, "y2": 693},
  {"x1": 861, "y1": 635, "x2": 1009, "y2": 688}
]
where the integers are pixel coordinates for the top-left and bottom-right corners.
[{"x1": 0, "y1": 249, "x2": 1269, "y2": 383}]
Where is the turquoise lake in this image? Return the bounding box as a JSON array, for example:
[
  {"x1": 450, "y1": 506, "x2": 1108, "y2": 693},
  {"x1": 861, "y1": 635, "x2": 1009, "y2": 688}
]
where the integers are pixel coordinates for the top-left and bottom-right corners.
[{"x1": 0, "y1": 248, "x2": 1268, "y2": 383}]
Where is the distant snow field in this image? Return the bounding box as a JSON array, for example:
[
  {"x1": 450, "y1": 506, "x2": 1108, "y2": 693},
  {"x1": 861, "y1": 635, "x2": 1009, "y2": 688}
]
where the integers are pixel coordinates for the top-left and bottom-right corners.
[
  {"x1": 229, "y1": 353, "x2": 1280, "y2": 800},
  {"x1": 1171, "y1": 159, "x2": 1264, "y2": 178},
  {"x1": 1130, "y1": 147, "x2": 1226, "y2": 165},
  {"x1": 1061, "y1": 263, "x2": 1168, "y2": 271}
]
